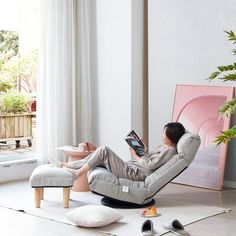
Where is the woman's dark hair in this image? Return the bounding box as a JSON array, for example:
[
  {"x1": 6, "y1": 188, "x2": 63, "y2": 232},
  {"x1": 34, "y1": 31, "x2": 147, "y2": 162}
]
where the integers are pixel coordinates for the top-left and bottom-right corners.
[{"x1": 164, "y1": 122, "x2": 185, "y2": 144}]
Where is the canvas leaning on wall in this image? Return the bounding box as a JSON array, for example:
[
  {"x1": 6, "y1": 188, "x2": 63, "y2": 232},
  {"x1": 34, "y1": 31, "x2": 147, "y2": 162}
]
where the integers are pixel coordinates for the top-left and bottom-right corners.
[{"x1": 172, "y1": 84, "x2": 234, "y2": 190}]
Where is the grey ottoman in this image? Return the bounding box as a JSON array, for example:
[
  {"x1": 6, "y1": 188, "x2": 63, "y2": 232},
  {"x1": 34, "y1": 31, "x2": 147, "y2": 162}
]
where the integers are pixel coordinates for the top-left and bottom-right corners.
[{"x1": 30, "y1": 164, "x2": 74, "y2": 208}]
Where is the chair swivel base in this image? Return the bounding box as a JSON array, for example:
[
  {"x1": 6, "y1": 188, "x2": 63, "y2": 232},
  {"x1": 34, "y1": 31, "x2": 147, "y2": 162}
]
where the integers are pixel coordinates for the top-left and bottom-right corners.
[{"x1": 101, "y1": 197, "x2": 155, "y2": 209}]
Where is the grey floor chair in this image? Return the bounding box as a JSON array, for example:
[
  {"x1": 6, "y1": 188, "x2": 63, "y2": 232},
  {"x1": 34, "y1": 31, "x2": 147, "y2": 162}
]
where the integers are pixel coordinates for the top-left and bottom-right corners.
[{"x1": 88, "y1": 132, "x2": 201, "y2": 208}]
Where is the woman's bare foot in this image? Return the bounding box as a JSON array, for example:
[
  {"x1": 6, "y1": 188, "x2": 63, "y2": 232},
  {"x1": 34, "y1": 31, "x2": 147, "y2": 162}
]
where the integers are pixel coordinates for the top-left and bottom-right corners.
[
  {"x1": 48, "y1": 156, "x2": 61, "y2": 167},
  {"x1": 48, "y1": 157, "x2": 73, "y2": 168},
  {"x1": 63, "y1": 163, "x2": 89, "y2": 180},
  {"x1": 63, "y1": 167, "x2": 80, "y2": 179}
]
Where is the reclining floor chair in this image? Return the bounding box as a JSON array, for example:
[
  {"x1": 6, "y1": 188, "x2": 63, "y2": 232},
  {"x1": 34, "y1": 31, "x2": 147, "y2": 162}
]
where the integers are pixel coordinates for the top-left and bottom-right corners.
[{"x1": 88, "y1": 132, "x2": 201, "y2": 208}]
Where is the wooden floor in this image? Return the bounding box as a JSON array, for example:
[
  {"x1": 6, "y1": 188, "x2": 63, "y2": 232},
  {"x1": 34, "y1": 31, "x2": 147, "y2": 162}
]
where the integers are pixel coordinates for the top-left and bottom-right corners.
[{"x1": 0, "y1": 182, "x2": 236, "y2": 236}]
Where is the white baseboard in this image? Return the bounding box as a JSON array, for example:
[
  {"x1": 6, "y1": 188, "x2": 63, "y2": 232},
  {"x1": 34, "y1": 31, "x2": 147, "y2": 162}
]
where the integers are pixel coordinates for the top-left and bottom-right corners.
[{"x1": 224, "y1": 180, "x2": 236, "y2": 188}]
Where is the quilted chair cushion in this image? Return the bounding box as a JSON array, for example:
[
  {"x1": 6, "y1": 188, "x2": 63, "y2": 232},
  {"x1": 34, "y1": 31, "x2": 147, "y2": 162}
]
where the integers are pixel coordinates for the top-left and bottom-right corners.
[
  {"x1": 30, "y1": 164, "x2": 74, "y2": 187},
  {"x1": 88, "y1": 132, "x2": 200, "y2": 205}
]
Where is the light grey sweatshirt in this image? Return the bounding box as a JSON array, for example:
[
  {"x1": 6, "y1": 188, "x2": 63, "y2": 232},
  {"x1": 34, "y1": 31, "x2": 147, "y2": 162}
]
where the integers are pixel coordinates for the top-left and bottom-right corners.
[{"x1": 125, "y1": 145, "x2": 177, "y2": 179}]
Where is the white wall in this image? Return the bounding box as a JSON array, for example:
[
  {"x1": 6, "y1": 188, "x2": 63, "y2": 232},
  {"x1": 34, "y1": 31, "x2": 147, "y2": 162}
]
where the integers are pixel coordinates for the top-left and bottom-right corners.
[
  {"x1": 148, "y1": 0, "x2": 236, "y2": 184},
  {"x1": 91, "y1": 0, "x2": 146, "y2": 160},
  {"x1": 91, "y1": 0, "x2": 132, "y2": 159}
]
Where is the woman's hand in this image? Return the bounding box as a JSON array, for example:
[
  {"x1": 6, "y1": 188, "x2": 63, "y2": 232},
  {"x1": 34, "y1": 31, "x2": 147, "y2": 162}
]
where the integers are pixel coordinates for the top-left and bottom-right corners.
[{"x1": 129, "y1": 147, "x2": 141, "y2": 161}]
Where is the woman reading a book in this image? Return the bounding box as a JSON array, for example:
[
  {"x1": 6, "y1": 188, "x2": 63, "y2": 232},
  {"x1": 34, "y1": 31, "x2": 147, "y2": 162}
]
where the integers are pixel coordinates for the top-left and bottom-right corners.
[{"x1": 50, "y1": 122, "x2": 185, "y2": 181}]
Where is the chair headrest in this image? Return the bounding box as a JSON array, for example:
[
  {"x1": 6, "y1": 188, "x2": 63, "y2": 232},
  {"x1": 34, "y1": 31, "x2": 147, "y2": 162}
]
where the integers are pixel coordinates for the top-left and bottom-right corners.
[{"x1": 177, "y1": 131, "x2": 201, "y2": 157}]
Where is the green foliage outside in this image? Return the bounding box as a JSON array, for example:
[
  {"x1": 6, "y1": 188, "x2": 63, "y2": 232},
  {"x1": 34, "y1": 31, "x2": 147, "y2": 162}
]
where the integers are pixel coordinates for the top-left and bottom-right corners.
[
  {"x1": 0, "y1": 92, "x2": 29, "y2": 113},
  {"x1": 0, "y1": 81, "x2": 12, "y2": 93},
  {"x1": 1, "y1": 49, "x2": 38, "y2": 93},
  {"x1": 0, "y1": 30, "x2": 19, "y2": 56},
  {"x1": 207, "y1": 30, "x2": 236, "y2": 145},
  {"x1": 0, "y1": 30, "x2": 38, "y2": 114}
]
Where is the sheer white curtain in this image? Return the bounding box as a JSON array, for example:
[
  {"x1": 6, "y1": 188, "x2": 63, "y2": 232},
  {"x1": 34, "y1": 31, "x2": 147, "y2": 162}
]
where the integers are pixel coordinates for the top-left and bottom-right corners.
[{"x1": 37, "y1": 0, "x2": 92, "y2": 163}]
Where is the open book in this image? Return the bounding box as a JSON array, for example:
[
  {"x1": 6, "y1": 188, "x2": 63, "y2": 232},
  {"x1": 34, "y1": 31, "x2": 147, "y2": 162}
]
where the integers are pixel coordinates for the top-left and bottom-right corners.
[{"x1": 125, "y1": 130, "x2": 146, "y2": 157}]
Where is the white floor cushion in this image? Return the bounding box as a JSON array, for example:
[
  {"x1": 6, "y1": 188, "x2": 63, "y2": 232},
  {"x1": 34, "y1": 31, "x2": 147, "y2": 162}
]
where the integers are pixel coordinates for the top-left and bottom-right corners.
[{"x1": 65, "y1": 205, "x2": 123, "y2": 227}]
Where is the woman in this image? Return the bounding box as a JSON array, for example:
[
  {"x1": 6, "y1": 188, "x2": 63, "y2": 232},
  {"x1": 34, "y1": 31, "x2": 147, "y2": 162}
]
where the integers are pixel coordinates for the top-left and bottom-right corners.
[{"x1": 50, "y1": 122, "x2": 185, "y2": 181}]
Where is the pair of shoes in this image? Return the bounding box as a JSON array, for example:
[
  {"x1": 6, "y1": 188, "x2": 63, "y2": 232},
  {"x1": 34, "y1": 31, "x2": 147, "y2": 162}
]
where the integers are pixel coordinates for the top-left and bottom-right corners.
[
  {"x1": 163, "y1": 219, "x2": 189, "y2": 236},
  {"x1": 141, "y1": 219, "x2": 155, "y2": 236}
]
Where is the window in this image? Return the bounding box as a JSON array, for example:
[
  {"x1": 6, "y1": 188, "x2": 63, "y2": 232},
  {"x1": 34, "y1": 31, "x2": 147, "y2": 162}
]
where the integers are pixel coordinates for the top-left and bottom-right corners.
[{"x1": 0, "y1": 0, "x2": 39, "y2": 164}]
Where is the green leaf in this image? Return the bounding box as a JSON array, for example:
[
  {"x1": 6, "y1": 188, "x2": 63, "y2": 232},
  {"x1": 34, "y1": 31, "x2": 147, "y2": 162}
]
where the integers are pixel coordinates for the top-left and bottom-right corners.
[
  {"x1": 207, "y1": 71, "x2": 220, "y2": 81},
  {"x1": 218, "y1": 73, "x2": 236, "y2": 82},
  {"x1": 219, "y1": 99, "x2": 236, "y2": 117},
  {"x1": 208, "y1": 30, "x2": 236, "y2": 145},
  {"x1": 206, "y1": 62, "x2": 236, "y2": 81},
  {"x1": 224, "y1": 30, "x2": 236, "y2": 43},
  {"x1": 217, "y1": 64, "x2": 236, "y2": 71},
  {"x1": 214, "y1": 126, "x2": 236, "y2": 145}
]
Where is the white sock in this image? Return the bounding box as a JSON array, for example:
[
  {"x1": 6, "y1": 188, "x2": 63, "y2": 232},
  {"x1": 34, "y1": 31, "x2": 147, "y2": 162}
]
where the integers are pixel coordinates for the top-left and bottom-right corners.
[{"x1": 48, "y1": 156, "x2": 62, "y2": 167}]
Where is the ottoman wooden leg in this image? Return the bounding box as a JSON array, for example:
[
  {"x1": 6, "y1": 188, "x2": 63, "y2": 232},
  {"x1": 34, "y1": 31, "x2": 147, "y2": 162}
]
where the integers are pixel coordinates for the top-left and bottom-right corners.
[
  {"x1": 40, "y1": 188, "x2": 44, "y2": 199},
  {"x1": 63, "y1": 187, "x2": 70, "y2": 208},
  {"x1": 35, "y1": 188, "x2": 43, "y2": 208}
]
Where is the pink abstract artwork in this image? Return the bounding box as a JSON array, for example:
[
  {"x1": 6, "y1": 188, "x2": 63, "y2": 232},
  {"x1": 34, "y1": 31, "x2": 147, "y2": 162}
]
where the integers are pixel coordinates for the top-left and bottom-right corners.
[{"x1": 172, "y1": 84, "x2": 234, "y2": 190}]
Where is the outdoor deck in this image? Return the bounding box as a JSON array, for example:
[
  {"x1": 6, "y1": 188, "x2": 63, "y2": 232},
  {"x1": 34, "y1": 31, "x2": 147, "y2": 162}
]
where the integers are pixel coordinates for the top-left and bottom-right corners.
[{"x1": 0, "y1": 118, "x2": 36, "y2": 162}]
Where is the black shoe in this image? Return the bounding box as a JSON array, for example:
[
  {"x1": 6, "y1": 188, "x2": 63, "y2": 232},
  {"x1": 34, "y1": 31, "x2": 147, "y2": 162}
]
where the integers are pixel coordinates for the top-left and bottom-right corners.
[
  {"x1": 141, "y1": 219, "x2": 155, "y2": 236},
  {"x1": 172, "y1": 219, "x2": 184, "y2": 230},
  {"x1": 163, "y1": 219, "x2": 189, "y2": 236}
]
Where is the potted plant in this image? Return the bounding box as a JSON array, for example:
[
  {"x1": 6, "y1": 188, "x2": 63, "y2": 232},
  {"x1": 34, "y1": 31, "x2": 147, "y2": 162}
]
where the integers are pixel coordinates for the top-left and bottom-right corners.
[
  {"x1": 0, "y1": 92, "x2": 29, "y2": 113},
  {"x1": 0, "y1": 91, "x2": 33, "y2": 148},
  {"x1": 207, "y1": 30, "x2": 236, "y2": 145}
]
